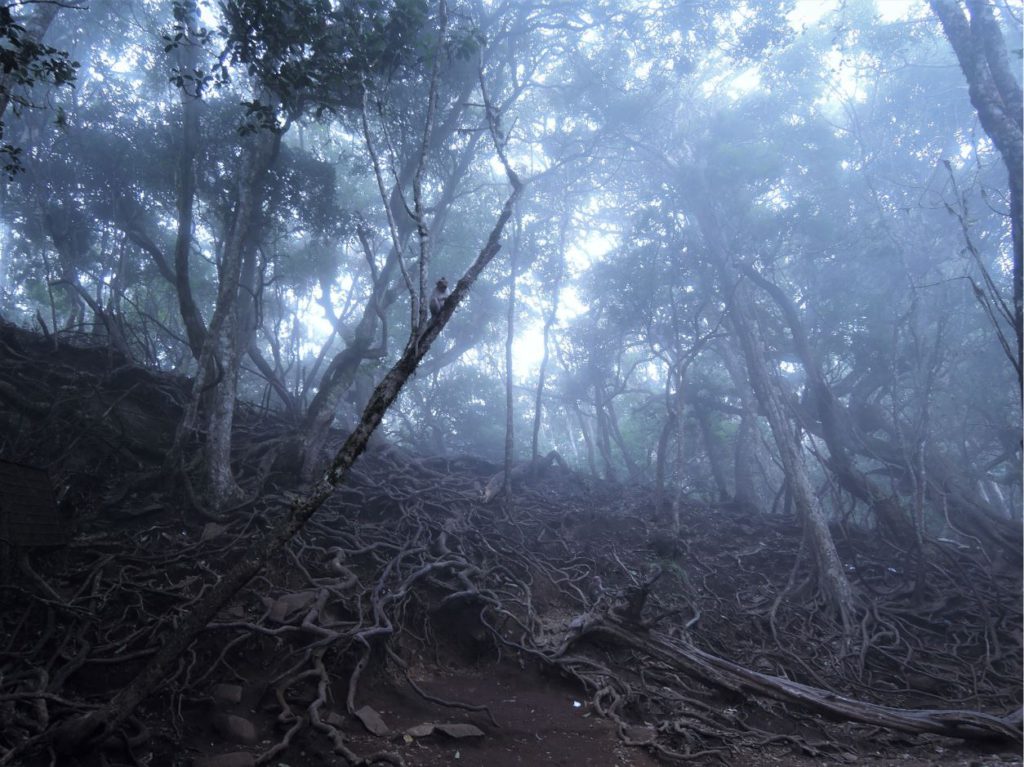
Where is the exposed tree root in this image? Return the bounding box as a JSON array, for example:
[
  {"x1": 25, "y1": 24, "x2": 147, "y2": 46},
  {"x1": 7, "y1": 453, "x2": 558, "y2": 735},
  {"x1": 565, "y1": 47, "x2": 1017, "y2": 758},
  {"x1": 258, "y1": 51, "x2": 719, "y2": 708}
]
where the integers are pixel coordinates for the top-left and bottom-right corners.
[{"x1": 0, "y1": 322, "x2": 1020, "y2": 765}]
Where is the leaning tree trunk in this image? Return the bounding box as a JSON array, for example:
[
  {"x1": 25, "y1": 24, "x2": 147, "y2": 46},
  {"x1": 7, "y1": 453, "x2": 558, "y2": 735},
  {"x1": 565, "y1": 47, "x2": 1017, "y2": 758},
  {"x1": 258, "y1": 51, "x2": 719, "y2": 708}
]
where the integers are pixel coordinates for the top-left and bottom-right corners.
[
  {"x1": 740, "y1": 264, "x2": 918, "y2": 546},
  {"x1": 43, "y1": 168, "x2": 523, "y2": 760},
  {"x1": 300, "y1": 71, "x2": 483, "y2": 478},
  {"x1": 696, "y1": 200, "x2": 857, "y2": 632}
]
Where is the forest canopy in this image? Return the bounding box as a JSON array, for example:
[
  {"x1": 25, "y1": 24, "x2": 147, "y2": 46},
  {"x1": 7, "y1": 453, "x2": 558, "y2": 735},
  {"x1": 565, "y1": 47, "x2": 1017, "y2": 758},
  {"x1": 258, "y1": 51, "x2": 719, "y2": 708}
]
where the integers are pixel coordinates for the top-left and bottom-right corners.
[{"x1": 0, "y1": 0, "x2": 1020, "y2": 764}]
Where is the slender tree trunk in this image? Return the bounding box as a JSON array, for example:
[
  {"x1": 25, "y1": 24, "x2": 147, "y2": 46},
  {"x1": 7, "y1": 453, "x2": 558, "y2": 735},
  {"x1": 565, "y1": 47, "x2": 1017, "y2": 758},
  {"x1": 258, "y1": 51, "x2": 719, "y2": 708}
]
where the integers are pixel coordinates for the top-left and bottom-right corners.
[
  {"x1": 670, "y1": 371, "x2": 686, "y2": 534},
  {"x1": 654, "y1": 413, "x2": 675, "y2": 514},
  {"x1": 530, "y1": 313, "x2": 553, "y2": 464},
  {"x1": 576, "y1": 406, "x2": 599, "y2": 478},
  {"x1": 930, "y1": 0, "x2": 1023, "y2": 391},
  {"x1": 719, "y1": 342, "x2": 761, "y2": 511},
  {"x1": 606, "y1": 399, "x2": 640, "y2": 481},
  {"x1": 531, "y1": 249, "x2": 563, "y2": 463},
  {"x1": 696, "y1": 406, "x2": 731, "y2": 502},
  {"x1": 299, "y1": 104, "x2": 482, "y2": 478},
  {"x1": 593, "y1": 388, "x2": 617, "y2": 482},
  {"x1": 198, "y1": 123, "x2": 282, "y2": 510},
  {"x1": 173, "y1": 6, "x2": 207, "y2": 360},
  {"x1": 502, "y1": 217, "x2": 518, "y2": 508}
]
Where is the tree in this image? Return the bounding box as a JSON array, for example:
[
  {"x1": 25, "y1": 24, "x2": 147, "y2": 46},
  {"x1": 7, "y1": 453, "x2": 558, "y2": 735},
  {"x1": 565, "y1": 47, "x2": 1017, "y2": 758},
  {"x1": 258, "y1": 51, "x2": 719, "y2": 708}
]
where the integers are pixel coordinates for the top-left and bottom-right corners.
[{"x1": 929, "y1": 0, "x2": 1023, "y2": 390}]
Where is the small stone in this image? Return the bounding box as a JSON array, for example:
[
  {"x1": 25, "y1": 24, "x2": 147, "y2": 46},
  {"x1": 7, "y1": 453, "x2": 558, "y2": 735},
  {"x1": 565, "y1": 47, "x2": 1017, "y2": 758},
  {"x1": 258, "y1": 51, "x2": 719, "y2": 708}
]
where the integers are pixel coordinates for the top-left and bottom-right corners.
[
  {"x1": 434, "y1": 723, "x2": 484, "y2": 739},
  {"x1": 622, "y1": 725, "x2": 656, "y2": 744},
  {"x1": 192, "y1": 753, "x2": 255, "y2": 767},
  {"x1": 214, "y1": 714, "x2": 258, "y2": 745},
  {"x1": 201, "y1": 523, "x2": 227, "y2": 541},
  {"x1": 324, "y1": 711, "x2": 345, "y2": 728},
  {"x1": 354, "y1": 705, "x2": 389, "y2": 736},
  {"x1": 211, "y1": 684, "x2": 243, "y2": 705},
  {"x1": 268, "y1": 592, "x2": 317, "y2": 623},
  {"x1": 406, "y1": 723, "x2": 436, "y2": 738}
]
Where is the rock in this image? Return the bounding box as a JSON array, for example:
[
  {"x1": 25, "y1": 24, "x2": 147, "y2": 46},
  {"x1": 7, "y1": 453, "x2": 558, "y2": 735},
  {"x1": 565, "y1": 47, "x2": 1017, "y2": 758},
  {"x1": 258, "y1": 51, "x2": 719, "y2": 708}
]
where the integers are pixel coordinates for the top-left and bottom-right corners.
[
  {"x1": 200, "y1": 522, "x2": 227, "y2": 541},
  {"x1": 405, "y1": 722, "x2": 484, "y2": 739},
  {"x1": 353, "y1": 705, "x2": 389, "y2": 736},
  {"x1": 214, "y1": 714, "x2": 258, "y2": 745},
  {"x1": 622, "y1": 725, "x2": 656, "y2": 744},
  {"x1": 193, "y1": 753, "x2": 255, "y2": 767},
  {"x1": 406, "y1": 723, "x2": 436, "y2": 738},
  {"x1": 324, "y1": 710, "x2": 346, "y2": 728},
  {"x1": 211, "y1": 684, "x2": 243, "y2": 705},
  {"x1": 434, "y1": 723, "x2": 484, "y2": 739},
  {"x1": 267, "y1": 591, "x2": 317, "y2": 623}
]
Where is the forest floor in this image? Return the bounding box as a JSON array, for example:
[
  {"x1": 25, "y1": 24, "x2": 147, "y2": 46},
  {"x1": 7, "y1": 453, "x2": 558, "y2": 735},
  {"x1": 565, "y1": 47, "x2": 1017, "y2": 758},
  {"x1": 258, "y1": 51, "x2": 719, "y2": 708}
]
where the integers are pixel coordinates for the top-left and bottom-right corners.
[{"x1": 0, "y1": 323, "x2": 1021, "y2": 767}]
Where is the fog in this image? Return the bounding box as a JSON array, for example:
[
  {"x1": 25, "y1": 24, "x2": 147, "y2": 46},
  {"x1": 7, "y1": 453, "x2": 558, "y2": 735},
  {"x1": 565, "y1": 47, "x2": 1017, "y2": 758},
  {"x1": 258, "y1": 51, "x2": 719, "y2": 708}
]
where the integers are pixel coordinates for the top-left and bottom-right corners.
[{"x1": 0, "y1": 0, "x2": 1020, "y2": 763}]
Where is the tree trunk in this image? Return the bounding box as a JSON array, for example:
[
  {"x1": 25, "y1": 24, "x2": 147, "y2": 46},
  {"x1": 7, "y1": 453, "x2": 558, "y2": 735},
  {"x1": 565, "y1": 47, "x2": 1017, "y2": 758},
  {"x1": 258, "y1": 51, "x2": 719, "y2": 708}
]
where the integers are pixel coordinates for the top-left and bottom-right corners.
[
  {"x1": 575, "y1": 406, "x2": 599, "y2": 478},
  {"x1": 192, "y1": 122, "x2": 281, "y2": 510},
  {"x1": 696, "y1": 405, "x2": 730, "y2": 503},
  {"x1": 719, "y1": 342, "x2": 761, "y2": 511},
  {"x1": 653, "y1": 409, "x2": 676, "y2": 514},
  {"x1": 531, "y1": 242, "x2": 563, "y2": 463},
  {"x1": 593, "y1": 388, "x2": 618, "y2": 482},
  {"x1": 606, "y1": 398, "x2": 641, "y2": 481},
  {"x1": 172, "y1": 5, "x2": 208, "y2": 360},
  {"x1": 929, "y1": 0, "x2": 1023, "y2": 391},
  {"x1": 669, "y1": 374, "x2": 686, "y2": 534},
  {"x1": 502, "y1": 217, "x2": 518, "y2": 508}
]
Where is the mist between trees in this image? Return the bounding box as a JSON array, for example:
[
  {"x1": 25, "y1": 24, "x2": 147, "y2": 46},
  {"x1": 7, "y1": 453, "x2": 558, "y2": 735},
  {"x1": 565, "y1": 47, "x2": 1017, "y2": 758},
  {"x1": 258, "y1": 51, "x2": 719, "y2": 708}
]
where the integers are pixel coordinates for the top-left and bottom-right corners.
[{"x1": 0, "y1": 0, "x2": 1020, "y2": 763}]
